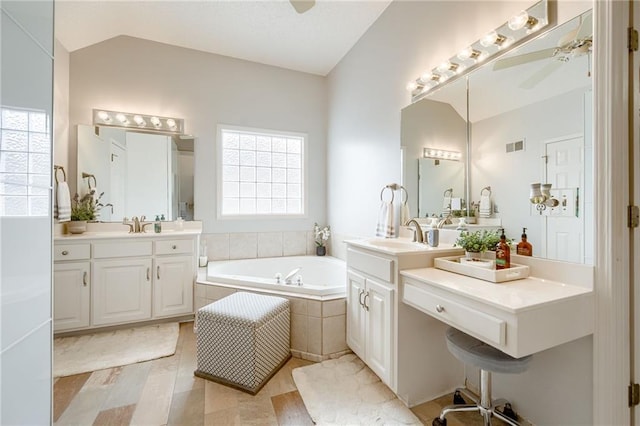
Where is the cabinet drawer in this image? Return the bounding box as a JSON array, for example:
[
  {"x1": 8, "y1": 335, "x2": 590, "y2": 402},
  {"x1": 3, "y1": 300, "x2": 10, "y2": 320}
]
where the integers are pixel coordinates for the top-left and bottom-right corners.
[
  {"x1": 347, "y1": 248, "x2": 394, "y2": 283},
  {"x1": 403, "y1": 280, "x2": 506, "y2": 346},
  {"x1": 155, "y1": 239, "x2": 194, "y2": 255},
  {"x1": 54, "y1": 243, "x2": 90, "y2": 261},
  {"x1": 93, "y1": 241, "x2": 152, "y2": 258}
]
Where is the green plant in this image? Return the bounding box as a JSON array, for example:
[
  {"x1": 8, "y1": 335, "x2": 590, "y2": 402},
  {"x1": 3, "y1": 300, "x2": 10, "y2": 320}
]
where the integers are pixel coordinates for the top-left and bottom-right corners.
[
  {"x1": 71, "y1": 191, "x2": 106, "y2": 221},
  {"x1": 483, "y1": 230, "x2": 501, "y2": 251},
  {"x1": 454, "y1": 230, "x2": 487, "y2": 253}
]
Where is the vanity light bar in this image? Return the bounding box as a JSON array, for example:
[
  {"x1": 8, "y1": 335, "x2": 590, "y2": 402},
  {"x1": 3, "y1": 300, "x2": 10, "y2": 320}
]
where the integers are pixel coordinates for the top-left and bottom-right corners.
[
  {"x1": 92, "y1": 109, "x2": 184, "y2": 134},
  {"x1": 407, "y1": 0, "x2": 549, "y2": 103},
  {"x1": 423, "y1": 148, "x2": 462, "y2": 161}
]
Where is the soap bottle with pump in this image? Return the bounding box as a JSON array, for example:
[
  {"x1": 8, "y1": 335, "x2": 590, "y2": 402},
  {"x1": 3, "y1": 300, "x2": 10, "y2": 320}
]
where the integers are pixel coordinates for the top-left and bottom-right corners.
[
  {"x1": 154, "y1": 215, "x2": 161, "y2": 233},
  {"x1": 516, "y1": 227, "x2": 533, "y2": 256},
  {"x1": 495, "y1": 228, "x2": 511, "y2": 269}
]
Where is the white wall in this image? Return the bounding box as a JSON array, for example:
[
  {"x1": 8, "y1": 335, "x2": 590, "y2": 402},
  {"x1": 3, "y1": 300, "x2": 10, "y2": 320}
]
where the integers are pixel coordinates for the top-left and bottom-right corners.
[
  {"x1": 326, "y1": 1, "x2": 593, "y2": 424},
  {"x1": 0, "y1": 0, "x2": 53, "y2": 423},
  {"x1": 67, "y1": 36, "x2": 327, "y2": 233}
]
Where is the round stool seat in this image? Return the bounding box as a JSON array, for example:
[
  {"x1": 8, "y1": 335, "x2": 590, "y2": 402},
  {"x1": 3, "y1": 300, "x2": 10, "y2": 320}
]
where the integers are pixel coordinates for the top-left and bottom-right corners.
[{"x1": 446, "y1": 328, "x2": 532, "y2": 374}]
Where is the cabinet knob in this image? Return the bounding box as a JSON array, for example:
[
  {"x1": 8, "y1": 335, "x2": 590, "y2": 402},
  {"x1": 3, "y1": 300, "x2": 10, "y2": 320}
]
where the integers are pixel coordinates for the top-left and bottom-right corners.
[
  {"x1": 171, "y1": 245, "x2": 177, "y2": 250},
  {"x1": 61, "y1": 250, "x2": 69, "y2": 255},
  {"x1": 435, "y1": 304, "x2": 445, "y2": 313}
]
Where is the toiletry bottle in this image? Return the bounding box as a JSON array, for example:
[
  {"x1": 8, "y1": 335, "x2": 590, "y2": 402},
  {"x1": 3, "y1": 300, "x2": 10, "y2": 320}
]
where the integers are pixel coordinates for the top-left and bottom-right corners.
[
  {"x1": 495, "y1": 228, "x2": 511, "y2": 269},
  {"x1": 516, "y1": 227, "x2": 533, "y2": 256},
  {"x1": 154, "y1": 215, "x2": 161, "y2": 233},
  {"x1": 160, "y1": 214, "x2": 165, "y2": 221}
]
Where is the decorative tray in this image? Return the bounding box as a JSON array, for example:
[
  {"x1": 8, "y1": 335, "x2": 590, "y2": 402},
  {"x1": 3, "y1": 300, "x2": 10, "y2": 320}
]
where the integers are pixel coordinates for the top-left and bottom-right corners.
[{"x1": 434, "y1": 256, "x2": 530, "y2": 283}]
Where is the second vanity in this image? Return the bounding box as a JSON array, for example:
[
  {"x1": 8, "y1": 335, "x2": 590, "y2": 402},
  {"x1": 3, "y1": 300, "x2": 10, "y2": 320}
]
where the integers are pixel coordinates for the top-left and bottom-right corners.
[
  {"x1": 345, "y1": 237, "x2": 594, "y2": 407},
  {"x1": 53, "y1": 223, "x2": 201, "y2": 333}
]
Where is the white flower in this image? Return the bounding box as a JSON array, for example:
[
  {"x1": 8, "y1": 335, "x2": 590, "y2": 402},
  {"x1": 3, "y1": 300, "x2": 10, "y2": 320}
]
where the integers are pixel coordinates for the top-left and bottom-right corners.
[{"x1": 314, "y1": 223, "x2": 331, "y2": 247}]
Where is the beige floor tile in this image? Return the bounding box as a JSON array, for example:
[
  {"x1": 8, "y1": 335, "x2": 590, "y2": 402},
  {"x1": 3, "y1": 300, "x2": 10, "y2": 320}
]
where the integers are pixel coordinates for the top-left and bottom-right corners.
[{"x1": 130, "y1": 371, "x2": 176, "y2": 426}]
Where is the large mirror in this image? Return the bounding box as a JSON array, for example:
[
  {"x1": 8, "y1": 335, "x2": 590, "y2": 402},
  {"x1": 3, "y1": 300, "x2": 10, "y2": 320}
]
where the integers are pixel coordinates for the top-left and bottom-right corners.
[
  {"x1": 402, "y1": 9, "x2": 593, "y2": 264},
  {"x1": 77, "y1": 124, "x2": 195, "y2": 222}
]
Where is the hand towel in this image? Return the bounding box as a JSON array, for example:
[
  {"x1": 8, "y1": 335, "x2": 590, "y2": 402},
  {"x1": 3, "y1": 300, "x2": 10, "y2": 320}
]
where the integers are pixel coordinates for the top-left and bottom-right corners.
[
  {"x1": 442, "y1": 194, "x2": 452, "y2": 216},
  {"x1": 375, "y1": 201, "x2": 395, "y2": 238},
  {"x1": 57, "y1": 181, "x2": 71, "y2": 222},
  {"x1": 479, "y1": 194, "x2": 492, "y2": 218},
  {"x1": 400, "y1": 201, "x2": 410, "y2": 226}
]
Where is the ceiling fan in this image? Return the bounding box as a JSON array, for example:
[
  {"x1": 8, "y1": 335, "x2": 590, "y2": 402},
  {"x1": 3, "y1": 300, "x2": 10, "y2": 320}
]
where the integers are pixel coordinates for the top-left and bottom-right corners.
[
  {"x1": 492, "y1": 12, "x2": 592, "y2": 89},
  {"x1": 290, "y1": 0, "x2": 315, "y2": 14}
]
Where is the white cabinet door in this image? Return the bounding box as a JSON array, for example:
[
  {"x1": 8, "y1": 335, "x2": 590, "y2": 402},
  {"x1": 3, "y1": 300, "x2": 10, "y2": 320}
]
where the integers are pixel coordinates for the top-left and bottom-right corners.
[
  {"x1": 347, "y1": 270, "x2": 367, "y2": 360},
  {"x1": 365, "y1": 277, "x2": 394, "y2": 385},
  {"x1": 153, "y1": 255, "x2": 194, "y2": 317},
  {"x1": 92, "y1": 258, "x2": 152, "y2": 326},
  {"x1": 53, "y1": 262, "x2": 90, "y2": 331}
]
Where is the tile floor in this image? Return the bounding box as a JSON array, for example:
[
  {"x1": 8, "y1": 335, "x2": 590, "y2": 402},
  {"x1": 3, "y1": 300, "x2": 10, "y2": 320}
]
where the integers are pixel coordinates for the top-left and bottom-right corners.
[{"x1": 54, "y1": 321, "x2": 521, "y2": 425}]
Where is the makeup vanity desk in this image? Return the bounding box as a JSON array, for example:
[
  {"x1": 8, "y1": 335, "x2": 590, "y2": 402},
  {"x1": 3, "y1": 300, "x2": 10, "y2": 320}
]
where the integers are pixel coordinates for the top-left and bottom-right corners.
[{"x1": 400, "y1": 257, "x2": 594, "y2": 359}]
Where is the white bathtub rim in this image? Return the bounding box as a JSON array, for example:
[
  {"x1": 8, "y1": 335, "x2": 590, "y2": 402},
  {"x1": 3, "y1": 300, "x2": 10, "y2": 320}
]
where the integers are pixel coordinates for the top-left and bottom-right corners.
[{"x1": 195, "y1": 278, "x2": 346, "y2": 302}]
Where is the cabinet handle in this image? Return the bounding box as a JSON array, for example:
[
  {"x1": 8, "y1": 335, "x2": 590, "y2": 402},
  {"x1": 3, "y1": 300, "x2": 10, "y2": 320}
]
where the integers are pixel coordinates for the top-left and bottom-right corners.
[
  {"x1": 172, "y1": 244, "x2": 177, "y2": 250},
  {"x1": 61, "y1": 250, "x2": 69, "y2": 256},
  {"x1": 83, "y1": 271, "x2": 88, "y2": 287},
  {"x1": 157, "y1": 266, "x2": 160, "y2": 280},
  {"x1": 146, "y1": 267, "x2": 150, "y2": 281},
  {"x1": 436, "y1": 304, "x2": 445, "y2": 313},
  {"x1": 363, "y1": 292, "x2": 370, "y2": 311},
  {"x1": 358, "y1": 289, "x2": 365, "y2": 307}
]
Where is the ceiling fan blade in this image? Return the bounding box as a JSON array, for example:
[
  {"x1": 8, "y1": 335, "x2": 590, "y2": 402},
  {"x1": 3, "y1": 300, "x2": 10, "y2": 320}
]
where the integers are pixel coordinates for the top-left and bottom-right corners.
[
  {"x1": 290, "y1": 0, "x2": 315, "y2": 14},
  {"x1": 520, "y1": 60, "x2": 564, "y2": 89},
  {"x1": 493, "y1": 48, "x2": 557, "y2": 71},
  {"x1": 575, "y1": 12, "x2": 593, "y2": 41}
]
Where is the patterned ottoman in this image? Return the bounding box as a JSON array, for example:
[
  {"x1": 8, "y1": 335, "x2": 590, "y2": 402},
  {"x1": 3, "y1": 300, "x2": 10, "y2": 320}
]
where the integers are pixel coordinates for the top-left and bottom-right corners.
[{"x1": 194, "y1": 292, "x2": 291, "y2": 394}]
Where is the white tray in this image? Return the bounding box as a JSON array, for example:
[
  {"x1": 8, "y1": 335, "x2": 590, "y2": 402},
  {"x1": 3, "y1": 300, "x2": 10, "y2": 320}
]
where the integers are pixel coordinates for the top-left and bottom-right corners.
[{"x1": 434, "y1": 256, "x2": 530, "y2": 283}]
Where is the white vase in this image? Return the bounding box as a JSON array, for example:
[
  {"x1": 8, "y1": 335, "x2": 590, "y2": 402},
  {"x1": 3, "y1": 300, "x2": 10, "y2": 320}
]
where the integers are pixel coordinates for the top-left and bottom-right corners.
[
  {"x1": 465, "y1": 251, "x2": 481, "y2": 260},
  {"x1": 68, "y1": 220, "x2": 87, "y2": 234}
]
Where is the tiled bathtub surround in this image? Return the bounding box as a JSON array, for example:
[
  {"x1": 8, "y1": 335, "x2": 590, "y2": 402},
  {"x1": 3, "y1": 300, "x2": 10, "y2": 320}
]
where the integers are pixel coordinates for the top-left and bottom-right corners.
[
  {"x1": 194, "y1": 282, "x2": 349, "y2": 362},
  {"x1": 201, "y1": 231, "x2": 327, "y2": 261}
]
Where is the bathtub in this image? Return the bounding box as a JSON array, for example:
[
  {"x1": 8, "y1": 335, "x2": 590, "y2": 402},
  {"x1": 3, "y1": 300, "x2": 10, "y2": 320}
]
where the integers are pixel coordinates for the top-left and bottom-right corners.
[{"x1": 205, "y1": 255, "x2": 346, "y2": 299}]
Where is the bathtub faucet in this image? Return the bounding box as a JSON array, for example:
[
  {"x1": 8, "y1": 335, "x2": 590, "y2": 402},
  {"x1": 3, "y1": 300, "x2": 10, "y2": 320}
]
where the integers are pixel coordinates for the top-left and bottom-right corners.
[{"x1": 284, "y1": 267, "x2": 301, "y2": 285}]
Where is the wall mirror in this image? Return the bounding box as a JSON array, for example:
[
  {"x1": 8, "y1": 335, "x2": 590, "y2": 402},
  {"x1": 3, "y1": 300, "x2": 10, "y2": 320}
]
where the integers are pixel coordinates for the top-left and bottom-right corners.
[
  {"x1": 401, "y1": 8, "x2": 593, "y2": 264},
  {"x1": 77, "y1": 124, "x2": 195, "y2": 222}
]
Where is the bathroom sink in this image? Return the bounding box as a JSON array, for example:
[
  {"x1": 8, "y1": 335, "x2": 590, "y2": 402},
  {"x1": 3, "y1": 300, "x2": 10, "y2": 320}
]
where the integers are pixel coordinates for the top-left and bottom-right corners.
[{"x1": 365, "y1": 239, "x2": 426, "y2": 249}]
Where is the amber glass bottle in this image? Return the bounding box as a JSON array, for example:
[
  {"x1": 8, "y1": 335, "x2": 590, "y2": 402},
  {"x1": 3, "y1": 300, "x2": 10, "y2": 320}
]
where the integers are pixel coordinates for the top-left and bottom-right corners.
[
  {"x1": 495, "y1": 228, "x2": 511, "y2": 269},
  {"x1": 516, "y1": 227, "x2": 533, "y2": 256}
]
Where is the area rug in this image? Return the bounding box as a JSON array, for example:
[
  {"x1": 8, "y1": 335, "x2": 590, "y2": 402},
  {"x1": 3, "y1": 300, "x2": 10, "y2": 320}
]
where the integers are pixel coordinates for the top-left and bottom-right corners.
[
  {"x1": 54, "y1": 322, "x2": 179, "y2": 377},
  {"x1": 292, "y1": 353, "x2": 422, "y2": 425}
]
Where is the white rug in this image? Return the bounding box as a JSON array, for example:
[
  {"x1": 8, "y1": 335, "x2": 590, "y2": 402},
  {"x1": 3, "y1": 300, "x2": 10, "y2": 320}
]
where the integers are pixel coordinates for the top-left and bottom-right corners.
[
  {"x1": 54, "y1": 322, "x2": 180, "y2": 377},
  {"x1": 292, "y1": 354, "x2": 422, "y2": 426}
]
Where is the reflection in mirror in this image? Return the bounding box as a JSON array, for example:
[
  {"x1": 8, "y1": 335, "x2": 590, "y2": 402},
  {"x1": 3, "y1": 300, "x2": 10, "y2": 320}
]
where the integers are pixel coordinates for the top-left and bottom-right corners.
[
  {"x1": 469, "y1": 10, "x2": 593, "y2": 264},
  {"x1": 77, "y1": 124, "x2": 194, "y2": 222},
  {"x1": 401, "y1": 77, "x2": 467, "y2": 220},
  {"x1": 417, "y1": 158, "x2": 464, "y2": 218}
]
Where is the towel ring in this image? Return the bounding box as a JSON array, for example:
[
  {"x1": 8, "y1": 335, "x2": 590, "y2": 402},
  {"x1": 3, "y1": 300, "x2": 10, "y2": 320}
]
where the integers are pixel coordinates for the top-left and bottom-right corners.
[
  {"x1": 481, "y1": 186, "x2": 492, "y2": 196},
  {"x1": 443, "y1": 188, "x2": 453, "y2": 197},
  {"x1": 54, "y1": 165, "x2": 66, "y2": 184},
  {"x1": 380, "y1": 186, "x2": 395, "y2": 203},
  {"x1": 400, "y1": 186, "x2": 408, "y2": 204},
  {"x1": 82, "y1": 172, "x2": 97, "y2": 190}
]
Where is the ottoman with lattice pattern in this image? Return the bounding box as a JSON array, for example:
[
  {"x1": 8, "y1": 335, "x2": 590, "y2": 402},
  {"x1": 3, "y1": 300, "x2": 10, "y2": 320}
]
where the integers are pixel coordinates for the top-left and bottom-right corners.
[{"x1": 194, "y1": 291, "x2": 291, "y2": 394}]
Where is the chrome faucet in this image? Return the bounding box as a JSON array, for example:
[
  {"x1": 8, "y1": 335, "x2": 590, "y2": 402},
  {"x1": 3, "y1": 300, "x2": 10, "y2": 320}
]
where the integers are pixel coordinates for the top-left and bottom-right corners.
[
  {"x1": 436, "y1": 214, "x2": 452, "y2": 229},
  {"x1": 284, "y1": 267, "x2": 301, "y2": 285},
  {"x1": 404, "y1": 219, "x2": 424, "y2": 243}
]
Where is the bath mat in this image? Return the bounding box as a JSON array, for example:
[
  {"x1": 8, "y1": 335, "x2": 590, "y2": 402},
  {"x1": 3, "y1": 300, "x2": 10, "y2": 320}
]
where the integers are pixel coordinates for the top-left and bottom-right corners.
[
  {"x1": 292, "y1": 353, "x2": 421, "y2": 425},
  {"x1": 54, "y1": 322, "x2": 179, "y2": 377}
]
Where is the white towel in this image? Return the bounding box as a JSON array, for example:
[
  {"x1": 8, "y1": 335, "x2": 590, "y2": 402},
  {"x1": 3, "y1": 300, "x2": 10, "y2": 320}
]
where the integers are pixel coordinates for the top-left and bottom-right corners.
[
  {"x1": 57, "y1": 181, "x2": 71, "y2": 222},
  {"x1": 400, "y1": 201, "x2": 410, "y2": 226},
  {"x1": 479, "y1": 194, "x2": 492, "y2": 218},
  {"x1": 375, "y1": 201, "x2": 395, "y2": 238},
  {"x1": 442, "y1": 195, "x2": 452, "y2": 216}
]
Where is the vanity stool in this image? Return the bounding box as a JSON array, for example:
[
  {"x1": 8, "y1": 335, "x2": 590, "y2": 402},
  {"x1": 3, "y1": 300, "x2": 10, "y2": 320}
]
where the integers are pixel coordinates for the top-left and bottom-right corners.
[
  {"x1": 194, "y1": 292, "x2": 291, "y2": 394},
  {"x1": 432, "y1": 327, "x2": 532, "y2": 426}
]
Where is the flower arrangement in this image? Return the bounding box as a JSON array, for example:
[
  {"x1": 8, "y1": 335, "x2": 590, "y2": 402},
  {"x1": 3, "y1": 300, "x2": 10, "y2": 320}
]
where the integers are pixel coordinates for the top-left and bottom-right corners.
[
  {"x1": 314, "y1": 223, "x2": 331, "y2": 247},
  {"x1": 454, "y1": 229, "x2": 501, "y2": 253},
  {"x1": 71, "y1": 191, "x2": 107, "y2": 221}
]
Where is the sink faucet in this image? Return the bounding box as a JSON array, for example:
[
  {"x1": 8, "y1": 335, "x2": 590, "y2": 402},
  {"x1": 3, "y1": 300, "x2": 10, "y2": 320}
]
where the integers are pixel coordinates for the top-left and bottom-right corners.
[
  {"x1": 123, "y1": 216, "x2": 153, "y2": 233},
  {"x1": 404, "y1": 219, "x2": 424, "y2": 243},
  {"x1": 436, "y1": 214, "x2": 452, "y2": 229}
]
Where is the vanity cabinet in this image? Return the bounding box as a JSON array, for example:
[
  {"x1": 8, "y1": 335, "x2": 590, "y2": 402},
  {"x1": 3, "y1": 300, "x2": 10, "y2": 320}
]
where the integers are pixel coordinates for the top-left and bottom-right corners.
[
  {"x1": 347, "y1": 270, "x2": 394, "y2": 384},
  {"x1": 53, "y1": 231, "x2": 198, "y2": 333},
  {"x1": 53, "y1": 244, "x2": 91, "y2": 332}
]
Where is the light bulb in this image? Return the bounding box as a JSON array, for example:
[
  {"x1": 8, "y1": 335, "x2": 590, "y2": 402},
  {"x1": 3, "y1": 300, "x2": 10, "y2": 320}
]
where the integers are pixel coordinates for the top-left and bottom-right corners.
[
  {"x1": 437, "y1": 62, "x2": 451, "y2": 73},
  {"x1": 508, "y1": 10, "x2": 530, "y2": 31},
  {"x1": 420, "y1": 72, "x2": 432, "y2": 83},
  {"x1": 97, "y1": 111, "x2": 111, "y2": 122},
  {"x1": 480, "y1": 31, "x2": 498, "y2": 47},
  {"x1": 133, "y1": 115, "x2": 145, "y2": 126},
  {"x1": 406, "y1": 81, "x2": 418, "y2": 91},
  {"x1": 116, "y1": 113, "x2": 128, "y2": 124},
  {"x1": 150, "y1": 116, "x2": 161, "y2": 127},
  {"x1": 166, "y1": 118, "x2": 176, "y2": 128}
]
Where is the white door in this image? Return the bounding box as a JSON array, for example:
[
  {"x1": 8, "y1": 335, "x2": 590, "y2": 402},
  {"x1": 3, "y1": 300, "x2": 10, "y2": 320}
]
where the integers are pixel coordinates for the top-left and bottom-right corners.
[
  {"x1": 110, "y1": 141, "x2": 126, "y2": 221},
  {"x1": 53, "y1": 262, "x2": 90, "y2": 331},
  {"x1": 544, "y1": 136, "x2": 585, "y2": 263},
  {"x1": 633, "y1": 3, "x2": 640, "y2": 424},
  {"x1": 92, "y1": 258, "x2": 152, "y2": 326},
  {"x1": 346, "y1": 271, "x2": 367, "y2": 361},
  {"x1": 153, "y1": 256, "x2": 194, "y2": 317},
  {"x1": 365, "y1": 277, "x2": 394, "y2": 386}
]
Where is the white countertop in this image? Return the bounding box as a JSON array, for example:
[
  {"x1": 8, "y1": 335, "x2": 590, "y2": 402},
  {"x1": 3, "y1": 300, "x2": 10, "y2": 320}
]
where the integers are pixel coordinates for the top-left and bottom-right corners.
[
  {"x1": 54, "y1": 229, "x2": 201, "y2": 241},
  {"x1": 345, "y1": 237, "x2": 463, "y2": 256},
  {"x1": 401, "y1": 267, "x2": 593, "y2": 314}
]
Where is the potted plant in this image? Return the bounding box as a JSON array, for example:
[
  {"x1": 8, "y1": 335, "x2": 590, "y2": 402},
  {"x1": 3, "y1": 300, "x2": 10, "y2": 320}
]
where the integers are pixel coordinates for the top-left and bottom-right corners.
[
  {"x1": 314, "y1": 223, "x2": 331, "y2": 256},
  {"x1": 69, "y1": 191, "x2": 106, "y2": 234},
  {"x1": 454, "y1": 230, "x2": 487, "y2": 258}
]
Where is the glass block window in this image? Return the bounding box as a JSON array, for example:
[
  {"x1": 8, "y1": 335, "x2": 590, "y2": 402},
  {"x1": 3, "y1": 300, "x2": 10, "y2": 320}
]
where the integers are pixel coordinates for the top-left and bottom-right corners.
[
  {"x1": 219, "y1": 126, "x2": 305, "y2": 216},
  {"x1": 0, "y1": 107, "x2": 51, "y2": 216}
]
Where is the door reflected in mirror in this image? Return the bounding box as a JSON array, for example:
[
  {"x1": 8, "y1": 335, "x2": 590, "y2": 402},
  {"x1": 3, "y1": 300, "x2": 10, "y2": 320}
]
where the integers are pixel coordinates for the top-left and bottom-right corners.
[
  {"x1": 77, "y1": 124, "x2": 194, "y2": 222},
  {"x1": 418, "y1": 158, "x2": 464, "y2": 218}
]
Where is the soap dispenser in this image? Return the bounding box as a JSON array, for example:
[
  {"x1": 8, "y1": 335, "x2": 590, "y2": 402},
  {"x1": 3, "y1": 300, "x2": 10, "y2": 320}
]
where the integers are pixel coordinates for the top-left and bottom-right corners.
[
  {"x1": 154, "y1": 215, "x2": 161, "y2": 233},
  {"x1": 495, "y1": 228, "x2": 511, "y2": 269},
  {"x1": 516, "y1": 227, "x2": 533, "y2": 256}
]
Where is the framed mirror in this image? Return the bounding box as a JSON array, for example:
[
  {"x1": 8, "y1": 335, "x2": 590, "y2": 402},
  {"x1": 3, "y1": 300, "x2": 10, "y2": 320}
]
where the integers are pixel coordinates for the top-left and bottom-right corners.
[
  {"x1": 77, "y1": 124, "x2": 195, "y2": 222},
  {"x1": 401, "y1": 9, "x2": 593, "y2": 264}
]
